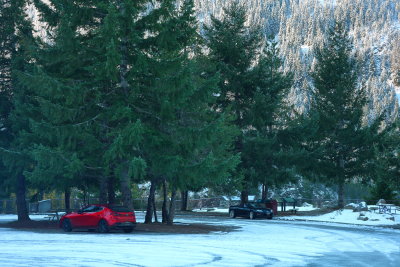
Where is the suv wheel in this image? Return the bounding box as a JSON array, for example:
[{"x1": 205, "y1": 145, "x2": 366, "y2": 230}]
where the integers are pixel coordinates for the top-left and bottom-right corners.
[{"x1": 229, "y1": 210, "x2": 236, "y2": 218}]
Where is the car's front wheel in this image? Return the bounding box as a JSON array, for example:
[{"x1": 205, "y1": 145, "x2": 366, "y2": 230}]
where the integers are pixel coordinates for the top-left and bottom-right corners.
[
  {"x1": 249, "y1": 211, "x2": 256, "y2": 220},
  {"x1": 97, "y1": 220, "x2": 109, "y2": 233},
  {"x1": 62, "y1": 219, "x2": 72, "y2": 232},
  {"x1": 268, "y1": 214, "x2": 273, "y2": 220},
  {"x1": 229, "y1": 210, "x2": 236, "y2": 218}
]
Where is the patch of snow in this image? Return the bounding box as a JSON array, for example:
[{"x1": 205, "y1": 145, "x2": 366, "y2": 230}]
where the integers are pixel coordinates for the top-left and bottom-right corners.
[
  {"x1": 222, "y1": 196, "x2": 240, "y2": 201},
  {"x1": 394, "y1": 21, "x2": 400, "y2": 30},
  {"x1": 282, "y1": 206, "x2": 400, "y2": 226},
  {"x1": 192, "y1": 206, "x2": 319, "y2": 213},
  {"x1": 192, "y1": 208, "x2": 229, "y2": 213},
  {"x1": 318, "y1": 0, "x2": 337, "y2": 6},
  {"x1": 296, "y1": 206, "x2": 319, "y2": 212},
  {"x1": 0, "y1": 214, "x2": 50, "y2": 224},
  {"x1": 300, "y1": 45, "x2": 310, "y2": 55}
]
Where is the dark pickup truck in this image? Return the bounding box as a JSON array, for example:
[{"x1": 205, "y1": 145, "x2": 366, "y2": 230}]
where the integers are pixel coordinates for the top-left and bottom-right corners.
[{"x1": 229, "y1": 202, "x2": 273, "y2": 220}]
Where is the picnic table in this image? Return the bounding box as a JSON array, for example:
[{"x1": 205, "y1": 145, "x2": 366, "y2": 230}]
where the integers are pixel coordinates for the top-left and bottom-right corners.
[
  {"x1": 378, "y1": 204, "x2": 396, "y2": 214},
  {"x1": 42, "y1": 210, "x2": 67, "y2": 221},
  {"x1": 277, "y1": 198, "x2": 297, "y2": 212}
]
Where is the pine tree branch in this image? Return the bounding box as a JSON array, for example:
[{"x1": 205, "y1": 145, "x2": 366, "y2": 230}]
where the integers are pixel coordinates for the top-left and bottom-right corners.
[
  {"x1": 71, "y1": 114, "x2": 101, "y2": 127},
  {"x1": 0, "y1": 147, "x2": 22, "y2": 155}
]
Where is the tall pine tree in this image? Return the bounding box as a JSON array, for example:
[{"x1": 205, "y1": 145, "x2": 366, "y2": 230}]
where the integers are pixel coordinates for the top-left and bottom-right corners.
[
  {"x1": 140, "y1": 0, "x2": 239, "y2": 224},
  {"x1": 0, "y1": 0, "x2": 36, "y2": 221},
  {"x1": 205, "y1": 3, "x2": 293, "y2": 203},
  {"x1": 95, "y1": 0, "x2": 148, "y2": 211},
  {"x1": 308, "y1": 22, "x2": 371, "y2": 208},
  {"x1": 242, "y1": 40, "x2": 294, "y2": 200},
  {"x1": 27, "y1": 0, "x2": 149, "y2": 211},
  {"x1": 19, "y1": 0, "x2": 107, "y2": 211}
]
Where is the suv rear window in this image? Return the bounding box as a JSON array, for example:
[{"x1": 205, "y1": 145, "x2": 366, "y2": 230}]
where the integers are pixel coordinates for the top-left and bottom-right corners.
[{"x1": 109, "y1": 206, "x2": 131, "y2": 212}]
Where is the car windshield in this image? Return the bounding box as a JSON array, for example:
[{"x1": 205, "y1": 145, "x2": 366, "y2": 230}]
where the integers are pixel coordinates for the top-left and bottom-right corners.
[
  {"x1": 247, "y1": 203, "x2": 265, "y2": 209},
  {"x1": 109, "y1": 206, "x2": 131, "y2": 212}
]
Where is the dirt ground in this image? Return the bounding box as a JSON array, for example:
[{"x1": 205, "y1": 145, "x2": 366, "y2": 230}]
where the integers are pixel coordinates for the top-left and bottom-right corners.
[{"x1": 0, "y1": 219, "x2": 238, "y2": 234}]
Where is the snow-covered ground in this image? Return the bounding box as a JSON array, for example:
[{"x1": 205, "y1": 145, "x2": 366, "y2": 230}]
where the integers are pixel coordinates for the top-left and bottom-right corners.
[
  {"x1": 283, "y1": 208, "x2": 400, "y2": 226},
  {"x1": 0, "y1": 212, "x2": 399, "y2": 266},
  {"x1": 194, "y1": 205, "x2": 399, "y2": 227},
  {"x1": 193, "y1": 205, "x2": 317, "y2": 213}
]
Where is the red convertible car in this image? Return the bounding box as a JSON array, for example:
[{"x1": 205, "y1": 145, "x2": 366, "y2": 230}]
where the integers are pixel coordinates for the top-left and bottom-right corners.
[{"x1": 59, "y1": 204, "x2": 136, "y2": 233}]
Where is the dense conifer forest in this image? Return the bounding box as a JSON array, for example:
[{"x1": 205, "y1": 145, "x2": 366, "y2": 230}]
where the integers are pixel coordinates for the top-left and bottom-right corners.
[{"x1": 1, "y1": 0, "x2": 399, "y2": 224}]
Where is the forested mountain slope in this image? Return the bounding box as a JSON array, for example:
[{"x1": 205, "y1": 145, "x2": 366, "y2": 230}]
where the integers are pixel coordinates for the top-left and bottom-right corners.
[
  {"x1": 192, "y1": 0, "x2": 400, "y2": 121},
  {"x1": 27, "y1": 0, "x2": 400, "y2": 120}
]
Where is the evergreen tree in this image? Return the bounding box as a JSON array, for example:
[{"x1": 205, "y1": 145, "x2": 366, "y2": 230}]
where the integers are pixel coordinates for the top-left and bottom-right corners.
[
  {"x1": 204, "y1": 3, "x2": 263, "y2": 203},
  {"x1": 140, "y1": 0, "x2": 239, "y2": 224},
  {"x1": 87, "y1": 0, "x2": 148, "y2": 211},
  {"x1": 242, "y1": 40, "x2": 294, "y2": 199},
  {"x1": 369, "y1": 120, "x2": 400, "y2": 201},
  {"x1": 308, "y1": 22, "x2": 372, "y2": 208},
  {"x1": 25, "y1": 0, "x2": 149, "y2": 211},
  {"x1": 0, "y1": 0, "x2": 36, "y2": 221},
  {"x1": 0, "y1": 1, "x2": 14, "y2": 198},
  {"x1": 205, "y1": 3, "x2": 293, "y2": 203},
  {"x1": 19, "y1": 0, "x2": 106, "y2": 210}
]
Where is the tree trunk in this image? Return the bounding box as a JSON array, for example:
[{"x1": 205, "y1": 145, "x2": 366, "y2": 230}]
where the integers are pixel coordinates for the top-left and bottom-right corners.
[
  {"x1": 240, "y1": 190, "x2": 248, "y2": 205},
  {"x1": 83, "y1": 189, "x2": 88, "y2": 206},
  {"x1": 153, "y1": 196, "x2": 158, "y2": 223},
  {"x1": 261, "y1": 183, "x2": 268, "y2": 200},
  {"x1": 145, "y1": 179, "x2": 157, "y2": 224},
  {"x1": 162, "y1": 179, "x2": 168, "y2": 223},
  {"x1": 180, "y1": 190, "x2": 188, "y2": 211},
  {"x1": 107, "y1": 176, "x2": 116, "y2": 204},
  {"x1": 167, "y1": 189, "x2": 177, "y2": 225},
  {"x1": 64, "y1": 188, "x2": 71, "y2": 213},
  {"x1": 99, "y1": 175, "x2": 108, "y2": 204},
  {"x1": 16, "y1": 173, "x2": 30, "y2": 222},
  {"x1": 120, "y1": 165, "x2": 133, "y2": 211},
  {"x1": 117, "y1": 0, "x2": 130, "y2": 95},
  {"x1": 337, "y1": 156, "x2": 345, "y2": 208},
  {"x1": 337, "y1": 180, "x2": 345, "y2": 209}
]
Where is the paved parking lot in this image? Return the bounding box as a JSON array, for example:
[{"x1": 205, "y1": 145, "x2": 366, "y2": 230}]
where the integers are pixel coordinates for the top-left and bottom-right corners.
[{"x1": 0, "y1": 213, "x2": 399, "y2": 266}]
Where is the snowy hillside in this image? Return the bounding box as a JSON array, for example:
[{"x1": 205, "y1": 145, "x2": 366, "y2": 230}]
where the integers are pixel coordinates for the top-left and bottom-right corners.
[
  {"x1": 191, "y1": 0, "x2": 400, "y2": 120},
  {"x1": 27, "y1": 0, "x2": 400, "y2": 120}
]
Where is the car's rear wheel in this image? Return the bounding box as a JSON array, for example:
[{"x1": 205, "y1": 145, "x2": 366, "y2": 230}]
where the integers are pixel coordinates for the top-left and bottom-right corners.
[
  {"x1": 249, "y1": 211, "x2": 256, "y2": 220},
  {"x1": 123, "y1": 228, "x2": 133, "y2": 233},
  {"x1": 62, "y1": 219, "x2": 72, "y2": 232},
  {"x1": 268, "y1": 214, "x2": 273, "y2": 220},
  {"x1": 229, "y1": 210, "x2": 236, "y2": 218},
  {"x1": 97, "y1": 220, "x2": 109, "y2": 233}
]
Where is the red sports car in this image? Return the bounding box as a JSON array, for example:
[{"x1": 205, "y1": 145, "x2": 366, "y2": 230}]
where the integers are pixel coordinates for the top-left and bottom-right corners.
[{"x1": 59, "y1": 204, "x2": 136, "y2": 233}]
